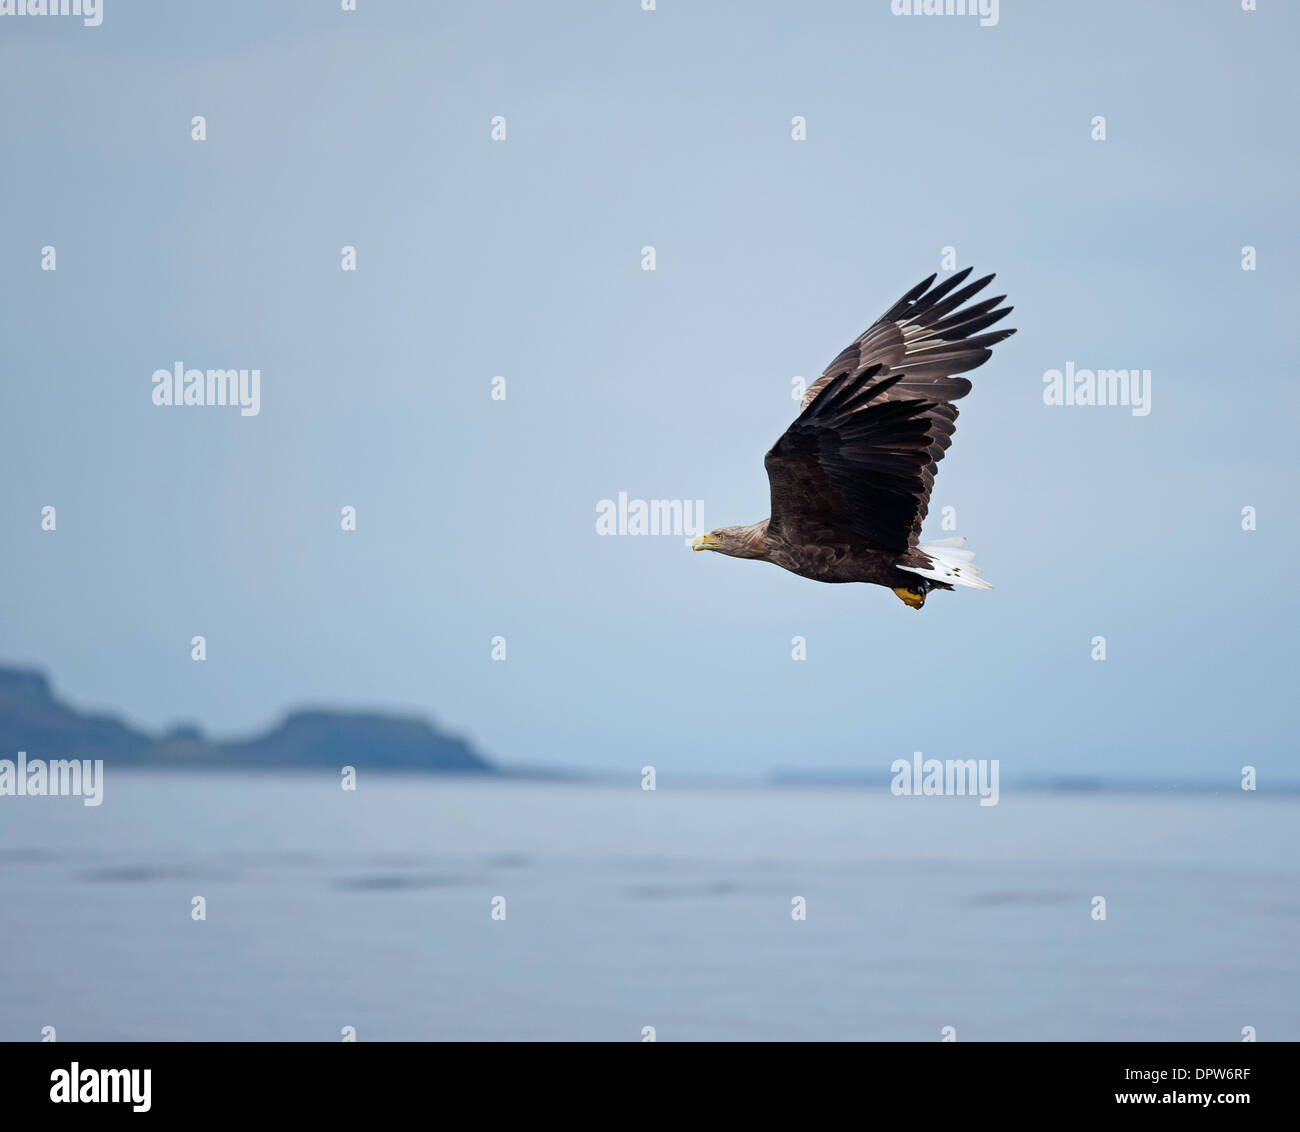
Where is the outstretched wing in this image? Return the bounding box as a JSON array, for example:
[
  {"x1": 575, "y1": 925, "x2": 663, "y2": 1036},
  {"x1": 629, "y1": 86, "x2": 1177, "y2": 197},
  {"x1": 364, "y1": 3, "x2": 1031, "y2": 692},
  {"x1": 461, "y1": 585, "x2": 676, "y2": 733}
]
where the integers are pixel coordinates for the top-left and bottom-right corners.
[
  {"x1": 789, "y1": 268, "x2": 1015, "y2": 547},
  {"x1": 765, "y1": 366, "x2": 939, "y2": 553}
]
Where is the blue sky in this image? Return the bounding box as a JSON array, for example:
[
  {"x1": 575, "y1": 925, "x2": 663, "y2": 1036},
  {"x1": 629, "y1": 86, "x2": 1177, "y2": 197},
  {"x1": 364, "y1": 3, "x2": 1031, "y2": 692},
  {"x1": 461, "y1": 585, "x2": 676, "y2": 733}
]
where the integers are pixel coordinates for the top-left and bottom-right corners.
[{"x1": 1, "y1": 0, "x2": 1296, "y2": 782}]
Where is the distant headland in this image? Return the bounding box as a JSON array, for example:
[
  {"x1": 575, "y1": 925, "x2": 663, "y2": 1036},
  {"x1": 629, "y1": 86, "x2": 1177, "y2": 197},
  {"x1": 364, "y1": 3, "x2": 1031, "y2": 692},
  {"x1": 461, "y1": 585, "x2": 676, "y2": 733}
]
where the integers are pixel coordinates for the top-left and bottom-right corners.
[{"x1": 0, "y1": 666, "x2": 494, "y2": 775}]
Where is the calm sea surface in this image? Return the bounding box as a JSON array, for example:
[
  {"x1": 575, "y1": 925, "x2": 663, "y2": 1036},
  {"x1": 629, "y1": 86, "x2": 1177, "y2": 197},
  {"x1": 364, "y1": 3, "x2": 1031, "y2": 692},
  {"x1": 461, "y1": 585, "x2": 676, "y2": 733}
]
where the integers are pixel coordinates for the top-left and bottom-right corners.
[{"x1": 1, "y1": 772, "x2": 1296, "y2": 1041}]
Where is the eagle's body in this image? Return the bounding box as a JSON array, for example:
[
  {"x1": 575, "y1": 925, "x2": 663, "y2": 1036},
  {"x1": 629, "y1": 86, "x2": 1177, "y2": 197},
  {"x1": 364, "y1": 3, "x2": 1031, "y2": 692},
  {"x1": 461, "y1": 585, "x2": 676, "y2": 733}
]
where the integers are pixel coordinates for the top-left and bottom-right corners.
[
  {"x1": 692, "y1": 269, "x2": 1016, "y2": 609},
  {"x1": 697, "y1": 519, "x2": 904, "y2": 584}
]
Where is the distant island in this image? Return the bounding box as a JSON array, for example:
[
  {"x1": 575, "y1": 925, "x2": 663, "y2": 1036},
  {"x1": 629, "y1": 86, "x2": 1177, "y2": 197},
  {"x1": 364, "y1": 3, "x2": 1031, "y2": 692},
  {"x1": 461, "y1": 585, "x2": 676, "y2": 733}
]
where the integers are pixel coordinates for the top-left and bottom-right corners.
[{"x1": 0, "y1": 666, "x2": 493, "y2": 774}]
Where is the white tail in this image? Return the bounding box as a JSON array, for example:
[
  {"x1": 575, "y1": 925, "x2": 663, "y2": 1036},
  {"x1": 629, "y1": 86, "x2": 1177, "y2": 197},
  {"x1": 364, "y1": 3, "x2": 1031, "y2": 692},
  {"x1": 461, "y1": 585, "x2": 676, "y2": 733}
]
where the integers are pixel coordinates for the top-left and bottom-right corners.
[{"x1": 898, "y1": 536, "x2": 993, "y2": 591}]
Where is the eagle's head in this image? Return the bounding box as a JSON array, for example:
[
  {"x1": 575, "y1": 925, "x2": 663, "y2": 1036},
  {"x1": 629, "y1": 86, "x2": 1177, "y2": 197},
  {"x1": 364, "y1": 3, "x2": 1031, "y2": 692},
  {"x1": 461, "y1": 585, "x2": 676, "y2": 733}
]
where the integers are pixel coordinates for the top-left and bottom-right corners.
[{"x1": 690, "y1": 525, "x2": 768, "y2": 559}]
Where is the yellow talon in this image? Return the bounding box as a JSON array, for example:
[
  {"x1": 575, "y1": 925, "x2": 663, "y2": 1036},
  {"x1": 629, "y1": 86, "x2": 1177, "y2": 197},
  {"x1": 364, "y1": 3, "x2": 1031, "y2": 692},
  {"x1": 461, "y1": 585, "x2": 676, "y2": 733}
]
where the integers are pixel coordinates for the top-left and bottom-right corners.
[{"x1": 892, "y1": 585, "x2": 926, "y2": 610}]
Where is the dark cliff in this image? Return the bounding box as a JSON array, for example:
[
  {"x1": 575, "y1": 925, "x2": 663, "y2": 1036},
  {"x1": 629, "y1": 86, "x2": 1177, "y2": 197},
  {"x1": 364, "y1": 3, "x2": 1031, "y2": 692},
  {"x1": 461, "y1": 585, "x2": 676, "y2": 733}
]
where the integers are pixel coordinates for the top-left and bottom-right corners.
[{"x1": 0, "y1": 667, "x2": 492, "y2": 774}]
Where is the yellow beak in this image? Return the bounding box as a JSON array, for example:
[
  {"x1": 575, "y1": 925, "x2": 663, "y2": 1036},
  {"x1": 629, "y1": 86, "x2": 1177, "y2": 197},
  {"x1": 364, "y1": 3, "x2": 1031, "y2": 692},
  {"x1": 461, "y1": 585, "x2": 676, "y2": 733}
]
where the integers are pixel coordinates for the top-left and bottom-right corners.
[{"x1": 691, "y1": 532, "x2": 720, "y2": 552}]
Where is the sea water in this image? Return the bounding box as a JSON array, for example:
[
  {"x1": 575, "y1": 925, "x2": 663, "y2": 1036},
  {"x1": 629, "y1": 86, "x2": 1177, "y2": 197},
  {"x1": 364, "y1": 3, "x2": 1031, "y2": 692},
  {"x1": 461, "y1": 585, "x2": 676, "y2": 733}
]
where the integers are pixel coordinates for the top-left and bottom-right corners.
[{"x1": 1, "y1": 772, "x2": 1295, "y2": 1041}]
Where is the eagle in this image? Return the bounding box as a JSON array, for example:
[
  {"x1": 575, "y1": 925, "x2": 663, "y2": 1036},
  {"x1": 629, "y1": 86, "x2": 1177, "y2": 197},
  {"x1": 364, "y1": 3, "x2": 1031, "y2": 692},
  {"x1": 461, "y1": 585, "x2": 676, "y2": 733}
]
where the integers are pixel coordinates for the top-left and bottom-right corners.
[{"x1": 691, "y1": 268, "x2": 1015, "y2": 609}]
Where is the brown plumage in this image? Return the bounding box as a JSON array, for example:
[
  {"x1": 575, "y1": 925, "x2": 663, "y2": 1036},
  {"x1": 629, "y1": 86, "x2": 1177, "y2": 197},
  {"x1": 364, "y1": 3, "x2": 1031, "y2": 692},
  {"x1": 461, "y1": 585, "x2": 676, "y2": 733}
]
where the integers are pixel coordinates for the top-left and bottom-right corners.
[{"x1": 691, "y1": 269, "x2": 1015, "y2": 608}]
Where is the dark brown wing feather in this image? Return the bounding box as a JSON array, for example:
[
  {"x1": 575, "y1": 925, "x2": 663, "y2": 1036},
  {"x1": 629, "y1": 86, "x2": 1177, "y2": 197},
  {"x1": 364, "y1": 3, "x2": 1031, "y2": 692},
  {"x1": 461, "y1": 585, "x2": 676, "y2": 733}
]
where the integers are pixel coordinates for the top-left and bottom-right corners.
[
  {"x1": 765, "y1": 366, "x2": 939, "y2": 553},
  {"x1": 790, "y1": 269, "x2": 1016, "y2": 547}
]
